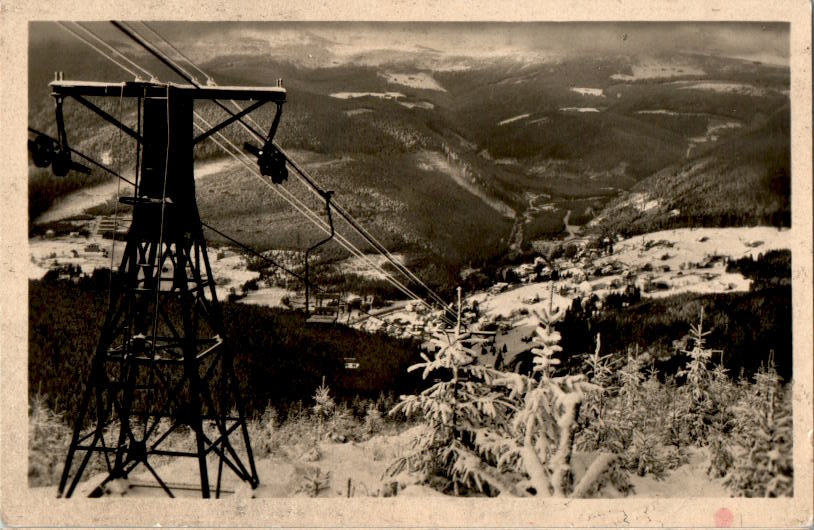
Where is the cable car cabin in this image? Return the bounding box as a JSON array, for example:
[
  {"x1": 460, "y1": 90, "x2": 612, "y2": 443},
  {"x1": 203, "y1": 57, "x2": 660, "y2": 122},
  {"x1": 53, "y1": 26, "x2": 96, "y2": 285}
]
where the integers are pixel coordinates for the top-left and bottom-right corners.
[
  {"x1": 343, "y1": 357, "x2": 360, "y2": 370},
  {"x1": 306, "y1": 293, "x2": 341, "y2": 325}
]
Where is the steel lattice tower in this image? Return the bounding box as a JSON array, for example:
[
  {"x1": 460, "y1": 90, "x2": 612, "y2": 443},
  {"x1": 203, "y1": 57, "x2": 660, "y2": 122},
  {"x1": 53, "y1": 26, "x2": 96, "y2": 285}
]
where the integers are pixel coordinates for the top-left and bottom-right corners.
[{"x1": 53, "y1": 80, "x2": 286, "y2": 498}]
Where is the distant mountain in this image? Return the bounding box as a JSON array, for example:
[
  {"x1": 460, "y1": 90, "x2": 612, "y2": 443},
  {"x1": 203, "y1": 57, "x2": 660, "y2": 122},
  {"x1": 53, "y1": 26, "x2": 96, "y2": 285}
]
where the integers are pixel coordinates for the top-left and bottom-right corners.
[
  {"x1": 589, "y1": 105, "x2": 790, "y2": 237},
  {"x1": 28, "y1": 22, "x2": 791, "y2": 285}
]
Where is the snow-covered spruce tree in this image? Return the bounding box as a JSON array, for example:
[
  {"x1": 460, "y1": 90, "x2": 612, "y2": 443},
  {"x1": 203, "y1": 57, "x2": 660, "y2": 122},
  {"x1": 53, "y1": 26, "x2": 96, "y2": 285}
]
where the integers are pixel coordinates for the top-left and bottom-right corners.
[
  {"x1": 28, "y1": 394, "x2": 71, "y2": 486},
  {"x1": 492, "y1": 308, "x2": 616, "y2": 497},
  {"x1": 313, "y1": 377, "x2": 335, "y2": 443},
  {"x1": 575, "y1": 334, "x2": 621, "y2": 452},
  {"x1": 608, "y1": 349, "x2": 671, "y2": 478},
  {"x1": 726, "y1": 353, "x2": 793, "y2": 497},
  {"x1": 386, "y1": 321, "x2": 515, "y2": 495},
  {"x1": 706, "y1": 359, "x2": 735, "y2": 478},
  {"x1": 676, "y1": 308, "x2": 716, "y2": 444},
  {"x1": 388, "y1": 298, "x2": 616, "y2": 497}
]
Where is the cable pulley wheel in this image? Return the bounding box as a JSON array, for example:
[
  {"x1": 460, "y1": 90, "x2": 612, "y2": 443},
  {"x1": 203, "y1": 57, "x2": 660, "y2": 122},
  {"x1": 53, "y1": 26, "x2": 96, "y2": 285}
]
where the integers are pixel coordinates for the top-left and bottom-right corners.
[
  {"x1": 52, "y1": 149, "x2": 72, "y2": 177},
  {"x1": 30, "y1": 135, "x2": 56, "y2": 168},
  {"x1": 258, "y1": 147, "x2": 288, "y2": 184}
]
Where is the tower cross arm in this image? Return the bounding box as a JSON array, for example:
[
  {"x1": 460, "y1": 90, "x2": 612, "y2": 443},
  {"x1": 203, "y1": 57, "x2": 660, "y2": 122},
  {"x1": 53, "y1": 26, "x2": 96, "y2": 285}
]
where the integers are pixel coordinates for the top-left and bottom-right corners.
[{"x1": 50, "y1": 80, "x2": 286, "y2": 103}]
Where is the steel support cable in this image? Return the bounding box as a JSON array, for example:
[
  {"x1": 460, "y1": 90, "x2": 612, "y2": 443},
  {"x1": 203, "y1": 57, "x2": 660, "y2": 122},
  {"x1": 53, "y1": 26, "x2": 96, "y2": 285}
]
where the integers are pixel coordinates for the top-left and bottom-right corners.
[
  {"x1": 200, "y1": 141, "x2": 442, "y2": 322},
  {"x1": 192, "y1": 117, "x2": 443, "y2": 318},
  {"x1": 222, "y1": 104, "x2": 452, "y2": 312},
  {"x1": 111, "y1": 20, "x2": 451, "y2": 312},
  {"x1": 108, "y1": 84, "x2": 126, "y2": 300},
  {"x1": 27, "y1": 126, "x2": 306, "y2": 290},
  {"x1": 56, "y1": 24, "x2": 453, "y2": 324},
  {"x1": 190, "y1": 131, "x2": 316, "y2": 286},
  {"x1": 139, "y1": 22, "x2": 211, "y2": 83},
  {"x1": 205, "y1": 91, "x2": 453, "y2": 313},
  {"x1": 57, "y1": 22, "x2": 140, "y2": 79},
  {"x1": 73, "y1": 22, "x2": 156, "y2": 80},
  {"x1": 33, "y1": 29, "x2": 306, "y2": 289},
  {"x1": 111, "y1": 21, "x2": 267, "y2": 141},
  {"x1": 150, "y1": 85, "x2": 172, "y2": 355},
  {"x1": 115, "y1": 21, "x2": 200, "y2": 85},
  {"x1": 187, "y1": 76, "x2": 453, "y2": 315},
  {"x1": 192, "y1": 117, "x2": 442, "y2": 316},
  {"x1": 281, "y1": 149, "x2": 453, "y2": 312}
]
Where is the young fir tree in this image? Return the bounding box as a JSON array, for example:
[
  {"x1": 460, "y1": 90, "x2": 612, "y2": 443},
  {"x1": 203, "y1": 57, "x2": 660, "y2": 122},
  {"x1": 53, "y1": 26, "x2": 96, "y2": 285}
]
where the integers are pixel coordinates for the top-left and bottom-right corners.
[
  {"x1": 575, "y1": 334, "x2": 618, "y2": 452},
  {"x1": 706, "y1": 357, "x2": 735, "y2": 478},
  {"x1": 491, "y1": 307, "x2": 615, "y2": 497},
  {"x1": 389, "y1": 290, "x2": 617, "y2": 497},
  {"x1": 313, "y1": 377, "x2": 335, "y2": 444},
  {"x1": 386, "y1": 317, "x2": 513, "y2": 495},
  {"x1": 676, "y1": 308, "x2": 716, "y2": 444},
  {"x1": 726, "y1": 353, "x2": 793, "y2": 497}
]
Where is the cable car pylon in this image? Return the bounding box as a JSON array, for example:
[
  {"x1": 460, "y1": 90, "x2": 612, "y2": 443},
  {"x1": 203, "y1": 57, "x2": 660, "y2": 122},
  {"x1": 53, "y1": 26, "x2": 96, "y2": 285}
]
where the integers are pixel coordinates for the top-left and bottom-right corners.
[{"x1": 53, "y1": 78, "x2": 286, "y2": 498}]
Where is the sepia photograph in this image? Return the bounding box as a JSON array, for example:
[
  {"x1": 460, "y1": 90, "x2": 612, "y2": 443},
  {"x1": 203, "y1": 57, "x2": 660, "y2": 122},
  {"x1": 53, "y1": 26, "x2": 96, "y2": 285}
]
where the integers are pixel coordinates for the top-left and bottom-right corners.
[{"x1": 2, "y1": 1, "x2": 812, "y2": 527}]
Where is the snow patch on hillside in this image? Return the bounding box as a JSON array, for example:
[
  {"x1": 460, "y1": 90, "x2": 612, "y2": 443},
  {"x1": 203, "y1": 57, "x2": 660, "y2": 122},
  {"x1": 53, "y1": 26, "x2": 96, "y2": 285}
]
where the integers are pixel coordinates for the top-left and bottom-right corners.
[
  {"x1": 677, "y1": 81, "x2": 773, "y2": 97},
  {"x1": 340, "y1": 253, "x2": 406, "y2": 281},
  {"x1": 330, "y1": 91, "x2": 405, "y2": 100},
  {"x1": 415, "y1": 151, "x2": 515, "y2": 218},
  {"x1": 611, "y1": 63, "x2": 706, "y2": 81},
  {"x1": 636, "y1": 109, "x2": 681, "y2": 116},
  {"x1": 498, "y1": 113, "x2": 531, "y2": 125},
  {"x1": 35, "y1": 158, "x2": 238, "y2": 224},
  {"x1": 344, "y1": 108, "x2": 374, "y2": 116},
  {"x1": 380, "y1": 72, "x2": 446, "y2": 91},
  {"x1": 398, "y1": 101, "x2": 435, "y2": 110},
  {"x1": 570, "y1": 87, "x2": 604, "y2": 97},
  {"x1": 560, "y1": 107, "x2": 600, "y2": 113}
]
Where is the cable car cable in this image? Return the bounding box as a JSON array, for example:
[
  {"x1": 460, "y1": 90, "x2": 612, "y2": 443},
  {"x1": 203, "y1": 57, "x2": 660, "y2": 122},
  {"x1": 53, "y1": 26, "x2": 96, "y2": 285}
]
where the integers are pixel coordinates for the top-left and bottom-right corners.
[
  {"x1": 129, "y1": 31, "x2": 456, "y2": 317},
  {"x1": 51, "y1": 24, "x2": 456, "y2": 325}
]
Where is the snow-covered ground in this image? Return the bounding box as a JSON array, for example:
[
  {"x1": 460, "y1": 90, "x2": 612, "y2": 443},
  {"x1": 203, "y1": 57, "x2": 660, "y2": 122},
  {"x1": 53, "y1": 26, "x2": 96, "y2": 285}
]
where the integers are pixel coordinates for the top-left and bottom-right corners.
[
  {"x1": 560, "y1": 107, "x2": 600, "y2": 113},
  {"x1": 398, "y1": 100, "x2": 435, "y2": 110},
  {"x1": 344, "y1": 108, "x2": 374, "y2": 116},
  {"x1": 677, "y1": 81, "x2": 772, "y2": 97},
  {"x1": 28, "y1": 234, "x2": 298, "y2": 306},
  {"x1": 28, "y1": 231, "x2": 126, "y2": 279},
  {"x1": 607, "y1": 226, "x2": 791, "y2": 270},
  {"x1": 36, "y1": 158, "x2": 238, "y2": 224},
  {"x1": 28, "y1": 426, "x2": 728, "y2": 498},
  {"x1": 498, "y1": 113, "x2": 531, "y2": 125},
  {"x1": 30, "y1": 426, "x2": 427, "y2": 499},
  {"x1": 380, "y1": 72, "x2": 446, "y2": 92},
  {"x1": 611, "y1": 63, "x2": 706, "y2": 81},
  {"x1": 339, "y1": 253, "x2": 406, "y2": 281},
  {"x1": 570, "y1": 87, "x2": 604, "y2": 97},
  {"x1": 330, "y1": 91, "x2": 405, "y2": 100},
  {"x1": 636, "y1": 109, "x2": 682, "y2": 116}
]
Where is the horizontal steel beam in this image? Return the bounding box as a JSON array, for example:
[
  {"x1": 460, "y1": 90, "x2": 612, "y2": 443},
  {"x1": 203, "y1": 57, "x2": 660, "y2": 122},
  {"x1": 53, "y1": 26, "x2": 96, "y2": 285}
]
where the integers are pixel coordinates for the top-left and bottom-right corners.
[{"x1": 51, "y1": 80, "x2": 286, "y2": 102}]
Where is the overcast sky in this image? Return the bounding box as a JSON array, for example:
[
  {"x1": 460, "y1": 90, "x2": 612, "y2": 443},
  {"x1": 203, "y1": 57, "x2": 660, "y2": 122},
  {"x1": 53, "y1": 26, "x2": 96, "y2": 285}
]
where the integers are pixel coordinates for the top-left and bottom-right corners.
[{"x1": 30, "y1": 21, "x2": 789, "y2": 68}]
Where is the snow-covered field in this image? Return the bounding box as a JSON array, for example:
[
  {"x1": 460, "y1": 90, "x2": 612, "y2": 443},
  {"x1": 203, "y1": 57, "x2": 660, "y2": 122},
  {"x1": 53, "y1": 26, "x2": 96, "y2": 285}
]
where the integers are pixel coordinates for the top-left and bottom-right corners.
[
  {"x1": 36, "y1": 158, "x2": 238, "y2": 224},
  {"x1": 498, "y1": 113, "x2": 531, "y2": 126},
  {"x1": 398, "y1": 100, "x2": 434, "y2": 110},
  {"x1": 636, "y1": 109, "x2": 682, "y2": 116},
  {"x1": 344, "y1": 108, "x2": 374, "y2": 116},
  {"x1": 570, "y1": 87, "x2": 604, "y2": 97},
  {"x1": 339, "y1": 253, "x2": 406, "y2": 281},
  {"x1": 559, "y1": 107, "x2": 600, "y2": 113},
  {"x1": 678, "y1": 81, "x2": 771, "y2": 97},
  {"x1": 380, "y1": 72, "x2": 446, "y2": 92},
  {"x1": 28, "y1": 425, "x2": 727, "y2": 499},
  {"x1": 330, "y1": 91, "x2": 405, "y2": 100},
  {"x1": 30, "y1": 426, "x2": 428, "y2": 499},
  {"x1": 611, "y1": 63, "x2": 706, "y2": 81}
]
